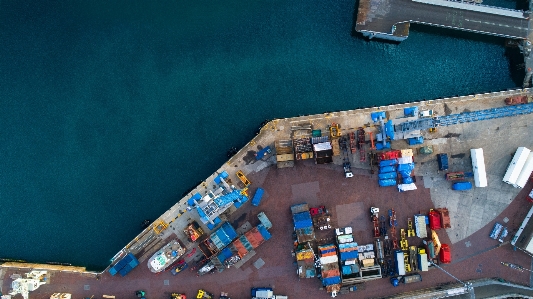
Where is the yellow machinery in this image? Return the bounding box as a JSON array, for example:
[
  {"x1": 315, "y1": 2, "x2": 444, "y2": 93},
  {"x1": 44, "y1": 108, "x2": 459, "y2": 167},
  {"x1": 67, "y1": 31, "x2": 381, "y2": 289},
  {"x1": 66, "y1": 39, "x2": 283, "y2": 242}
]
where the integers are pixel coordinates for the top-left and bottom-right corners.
[
  {"x1": 240, "y1": 187, "x2": 249, "y2": 197},
  {"x1": 400, "y1": 229, "x2": 408, "y2": 250},
  {"x1": 152, "y1": 220, "x2": 168, "y2": 234},
  {"x1": 429, "y1": 127, "x2": 437, "y2": 133},
  {"x1": 407, "y1": 218, "x2": 415, "y2": 237},
  {"x1": 196, "y1": 289, "x2": 213, "y2": 299},
  {"x1": 329, "y1": 123, "x2": 342, "y2": 139},
  {"x1": 404, "y1": 254, "x2": 411, "y2": 272},
  {"x1": 236, "y1": 170, "x2": 251, "y2": 187}
]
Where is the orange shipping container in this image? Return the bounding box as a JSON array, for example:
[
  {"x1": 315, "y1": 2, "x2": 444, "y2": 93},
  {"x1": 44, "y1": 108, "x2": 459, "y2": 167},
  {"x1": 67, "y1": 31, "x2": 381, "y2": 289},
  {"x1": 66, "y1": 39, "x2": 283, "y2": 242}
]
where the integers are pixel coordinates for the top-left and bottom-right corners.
[
  {"x1": 245, "y1": 228, "x2": 265, "y2": 249},
  {"x1": 232, "y1": 239, "x2": 248, "y2": 258}
]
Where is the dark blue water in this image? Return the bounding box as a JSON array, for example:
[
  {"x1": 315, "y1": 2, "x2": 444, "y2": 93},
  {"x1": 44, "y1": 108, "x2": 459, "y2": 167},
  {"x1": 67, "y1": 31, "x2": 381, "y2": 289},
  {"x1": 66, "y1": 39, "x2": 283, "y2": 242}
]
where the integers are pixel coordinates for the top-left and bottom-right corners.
[{"x1": 0, "y1": 0, "x2": 521, "y2": 270}]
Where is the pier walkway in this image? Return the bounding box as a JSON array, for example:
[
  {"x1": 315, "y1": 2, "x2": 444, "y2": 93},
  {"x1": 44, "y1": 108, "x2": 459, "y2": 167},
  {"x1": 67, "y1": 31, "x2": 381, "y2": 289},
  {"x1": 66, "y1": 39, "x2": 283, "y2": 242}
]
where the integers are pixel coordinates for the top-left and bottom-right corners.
[{"x1": 356, "y1": 0, "x2": 529, "y2": 41}]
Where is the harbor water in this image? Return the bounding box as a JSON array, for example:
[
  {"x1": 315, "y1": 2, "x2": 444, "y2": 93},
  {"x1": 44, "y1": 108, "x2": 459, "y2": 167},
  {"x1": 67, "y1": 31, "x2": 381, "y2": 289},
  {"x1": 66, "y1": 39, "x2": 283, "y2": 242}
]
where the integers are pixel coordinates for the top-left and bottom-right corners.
[{"x1": 0, "y1": 0, "x2": 523, "y2": 270}]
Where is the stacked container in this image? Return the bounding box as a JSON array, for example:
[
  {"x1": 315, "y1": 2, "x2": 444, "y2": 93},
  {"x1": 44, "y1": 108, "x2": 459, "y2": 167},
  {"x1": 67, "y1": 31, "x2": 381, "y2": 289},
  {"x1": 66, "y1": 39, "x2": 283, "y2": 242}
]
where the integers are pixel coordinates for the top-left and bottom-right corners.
[{"x1": 318, "y1": 244, "x2": 341, "y2": 296}]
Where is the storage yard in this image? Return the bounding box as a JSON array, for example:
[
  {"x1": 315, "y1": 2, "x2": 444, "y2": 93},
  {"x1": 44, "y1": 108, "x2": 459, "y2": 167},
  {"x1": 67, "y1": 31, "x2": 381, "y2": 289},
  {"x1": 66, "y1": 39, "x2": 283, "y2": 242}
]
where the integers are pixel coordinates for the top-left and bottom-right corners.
[{"x1": 2, "y1": 89, "x2": 533, "y2": 299}]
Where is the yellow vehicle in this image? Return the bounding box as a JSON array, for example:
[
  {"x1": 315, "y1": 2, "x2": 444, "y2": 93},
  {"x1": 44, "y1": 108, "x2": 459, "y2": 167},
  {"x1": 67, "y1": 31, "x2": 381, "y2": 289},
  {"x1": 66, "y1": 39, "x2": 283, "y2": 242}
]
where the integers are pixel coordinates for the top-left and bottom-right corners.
[
  {"x1": 329, "y1": 123, "x2": 342, "y2": 139},
  {"x1": 236, "y1": 170, "x2": 251, "y2": 187},
  {"x1": 196, "y1": 290, "x2": 213, "y2": 299},
  {"x1": 171, "y1": 294, "x2": 186, "y2": 299}
]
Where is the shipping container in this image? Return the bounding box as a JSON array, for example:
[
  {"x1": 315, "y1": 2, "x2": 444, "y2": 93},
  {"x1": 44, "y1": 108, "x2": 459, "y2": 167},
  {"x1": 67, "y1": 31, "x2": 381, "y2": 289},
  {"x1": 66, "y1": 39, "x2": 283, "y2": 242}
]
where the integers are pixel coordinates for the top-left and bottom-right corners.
[
  {"x1": 379, "y1": 172, "x2": 397, "y2": 180},
  {"x1": 437, "y1": 154, "x2": 448, "y2": 171},
  {"x1": 439, "y1": 244, "x2": 451, "y2": 264},
  {"x1": 436, "y1": 208, "x2": 451, "y2": 229},
  {"x1": 452, "y1": 181, "x2": 472, "y2": 191},
  {"x1": 503, "y1": 147, "x2": 531, "y2": 186},
  {"x1": 394, "y1": 250, "x2": 406, "y2": 276},
  {"x1": 428, "y1": 211, "x2": 441, "y2": 230},
  {"x1": 379, "y1": 159, "x2": 398, "y2": 167},
  {"x1": 515, "y1": 152, "x2": 533, "y2": 188},
  {"x1": 417, "y1": 252, "x2": 428, "y2": 271},
  {"x1": 471, "y1": 148, "x2": 487, "y2": 187},
  {"x1": 379, "y1": 179, "x2": 397, "y2": 187},
  {"x1": 402, "y1": 273, "x2": 422, "y2": 283},
  {"x1": 379, "y1": 166, "x2": 396, "y2": 173},
  {"x1": 397, "y1": 183, "x2": 417, "y2": 192},
  {"x1": 251, "y1": 188, "x2": 265, "y2": 207}
]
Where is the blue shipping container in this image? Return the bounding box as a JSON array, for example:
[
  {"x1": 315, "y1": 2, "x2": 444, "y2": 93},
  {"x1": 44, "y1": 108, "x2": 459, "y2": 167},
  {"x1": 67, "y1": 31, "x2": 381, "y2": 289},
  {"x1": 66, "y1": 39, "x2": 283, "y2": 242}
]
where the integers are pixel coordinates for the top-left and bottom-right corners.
[
  {"x1": 452, "y1": 181, "x2": 472, "y2": 191},
  {"x1": 437, "y1": 154, "x2": 448, "y2": 171},
  {"x1": 257, "y1": 224, "x2": 272, "y2": 241},
  {"x1": 379, "y1": 159, "x2": 398, "y2": 167},
  {"x1": 380, "y1": 166, "x2": 396, "y2": 173},
  {"x1": 251, "y1": 188, "x2": 265, "y2": 207},
  {"x1": 378, "y1": 172, "x2": 396, "y2": 180},
  {"x1": 379, "y1": 179, "x2": 396, "y2": 187},
  {"x1": 402, "y1": 177, "x2": 414, "y2": 184}
]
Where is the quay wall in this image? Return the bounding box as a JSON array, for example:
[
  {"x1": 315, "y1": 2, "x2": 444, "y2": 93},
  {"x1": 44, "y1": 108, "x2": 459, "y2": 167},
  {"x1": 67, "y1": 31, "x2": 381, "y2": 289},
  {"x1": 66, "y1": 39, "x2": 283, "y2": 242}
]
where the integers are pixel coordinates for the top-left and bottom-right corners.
[
  {"x1": 1, "y1": 88, "x2": 530, "y2": 274},
  {"x1": 113, "y1": 87, "x2": 530, "y2": 269}
]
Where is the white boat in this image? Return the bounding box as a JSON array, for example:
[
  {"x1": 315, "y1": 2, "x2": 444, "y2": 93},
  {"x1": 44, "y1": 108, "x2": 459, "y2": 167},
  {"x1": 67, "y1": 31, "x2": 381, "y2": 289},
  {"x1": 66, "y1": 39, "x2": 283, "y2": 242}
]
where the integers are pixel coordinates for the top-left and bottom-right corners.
[{"x1": 147, "y1": 239, "x2": 186, "y2": 273}]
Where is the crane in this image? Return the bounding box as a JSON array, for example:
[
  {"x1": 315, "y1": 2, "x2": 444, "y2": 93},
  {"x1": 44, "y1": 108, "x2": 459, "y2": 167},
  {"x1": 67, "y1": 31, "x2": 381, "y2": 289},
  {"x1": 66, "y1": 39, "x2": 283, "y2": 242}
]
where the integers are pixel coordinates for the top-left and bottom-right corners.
[{"x1": 428, "y1": 260, "x2": 474, "y2": 297}]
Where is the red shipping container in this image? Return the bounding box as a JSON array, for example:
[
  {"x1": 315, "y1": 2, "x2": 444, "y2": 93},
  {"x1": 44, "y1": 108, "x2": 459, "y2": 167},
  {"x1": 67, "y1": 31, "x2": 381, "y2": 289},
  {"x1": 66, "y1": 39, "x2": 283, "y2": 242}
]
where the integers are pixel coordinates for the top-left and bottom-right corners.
[
  {"x1": 429, "y1": 210, "x2": 441, "y2": 230},
  {"x1": 440, "y1": 244, "x2": 451, "y2": 264}
]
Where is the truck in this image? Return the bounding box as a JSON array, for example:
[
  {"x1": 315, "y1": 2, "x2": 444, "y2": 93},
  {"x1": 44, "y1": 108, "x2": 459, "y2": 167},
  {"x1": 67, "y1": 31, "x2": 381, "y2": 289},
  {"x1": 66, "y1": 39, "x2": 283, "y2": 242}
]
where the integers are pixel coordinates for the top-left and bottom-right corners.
[
  {"x1": 437, "y1": 154, "x2": 448, "y2": 171},
  {"x1": 343, "y1": 161, "x2": 354, "y2": 178},
  {"x1": 251, "y1": 187, "x2": 265, "y2": 207}
]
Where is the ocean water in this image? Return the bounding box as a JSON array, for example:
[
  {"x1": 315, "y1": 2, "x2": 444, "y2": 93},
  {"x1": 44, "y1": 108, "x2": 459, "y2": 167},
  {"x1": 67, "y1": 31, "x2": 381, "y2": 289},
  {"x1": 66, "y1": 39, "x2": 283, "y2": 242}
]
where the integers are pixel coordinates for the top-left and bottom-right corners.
[{"x1": 0, "y1": 0, "x2": 522, "y2": 270}]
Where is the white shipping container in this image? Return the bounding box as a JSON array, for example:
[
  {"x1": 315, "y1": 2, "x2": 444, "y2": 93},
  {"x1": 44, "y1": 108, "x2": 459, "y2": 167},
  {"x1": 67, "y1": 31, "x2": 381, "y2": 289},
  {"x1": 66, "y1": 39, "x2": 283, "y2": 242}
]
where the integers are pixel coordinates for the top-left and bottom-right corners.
[
  {"x1": 395, "y1": 251, "x2": 406, "y2": 276},
  {"x1": 471, "y1": 148, "x2": 487, "y2": 187},
  {"x1": 503, "y1": 147, "x2": 531, "y2": 186},
  {"x1": 515, "y1": 152, "x2": 533, "y2": 188}
]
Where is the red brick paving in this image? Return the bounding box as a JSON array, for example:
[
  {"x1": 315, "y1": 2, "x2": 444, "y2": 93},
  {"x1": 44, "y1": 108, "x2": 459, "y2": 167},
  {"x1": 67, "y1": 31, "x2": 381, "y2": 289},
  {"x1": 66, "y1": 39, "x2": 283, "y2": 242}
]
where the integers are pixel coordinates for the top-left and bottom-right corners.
[{"x1": 3, "y1": 163, "x2": 532, "y2": 299}]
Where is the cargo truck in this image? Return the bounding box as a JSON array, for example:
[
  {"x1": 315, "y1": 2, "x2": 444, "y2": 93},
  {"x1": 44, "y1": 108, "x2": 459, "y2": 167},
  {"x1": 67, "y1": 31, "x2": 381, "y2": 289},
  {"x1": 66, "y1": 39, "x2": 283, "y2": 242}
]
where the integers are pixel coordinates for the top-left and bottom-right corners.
[{"x1": 390, "y1": 273, "x2": 422, "y2": 286}]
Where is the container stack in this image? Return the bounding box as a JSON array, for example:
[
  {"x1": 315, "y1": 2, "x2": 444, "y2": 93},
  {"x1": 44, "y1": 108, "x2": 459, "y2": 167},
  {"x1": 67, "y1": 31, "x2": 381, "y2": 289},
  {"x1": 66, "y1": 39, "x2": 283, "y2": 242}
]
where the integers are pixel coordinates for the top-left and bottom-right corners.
[
  {"x1": 318, "y1": 244, "x2": 341, "y2": 296},
  {"x1": 357, "y1": 244, "x2": 375, "y2": 267},
  {"x1": 336, "y1": 227, "x2": 360, "y2": 279},
  {"x1": 108, "y1": 253, "x2": 139, "y2": 277},
  {"x1": 397, "y1": 149, "x2": 416, "y2": 192},
  {"x1": 291, "y1": 203, "x2": 316, "y2": 243}
]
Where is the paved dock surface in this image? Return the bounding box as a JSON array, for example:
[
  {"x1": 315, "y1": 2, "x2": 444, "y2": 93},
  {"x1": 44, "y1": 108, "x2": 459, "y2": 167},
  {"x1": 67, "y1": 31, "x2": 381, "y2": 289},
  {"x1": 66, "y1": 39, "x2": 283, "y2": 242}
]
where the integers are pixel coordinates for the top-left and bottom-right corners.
[
  {"x1": 356, "y1": 0, "x2": 529, "y2": 39},
  {"x1": 2, "y1": 89, "x2": 533, "y2": 298}
]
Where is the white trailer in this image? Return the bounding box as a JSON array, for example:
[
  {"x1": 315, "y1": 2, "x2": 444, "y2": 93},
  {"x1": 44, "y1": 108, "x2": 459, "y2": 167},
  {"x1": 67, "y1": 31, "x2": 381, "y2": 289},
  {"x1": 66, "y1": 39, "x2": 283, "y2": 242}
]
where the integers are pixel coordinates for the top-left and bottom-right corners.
[
  {"x1": 515, "y1": 152, "x2": 533, "y2": 188},
  {"x1": 503, "y1": 147, "x2": 531, "y2": 186},
  {"x1": 471, "y1": 148, "x2": 487, "y2": 187},
  {"x1": 395, "y1": 250, "x2": 406, "y2": 276}
]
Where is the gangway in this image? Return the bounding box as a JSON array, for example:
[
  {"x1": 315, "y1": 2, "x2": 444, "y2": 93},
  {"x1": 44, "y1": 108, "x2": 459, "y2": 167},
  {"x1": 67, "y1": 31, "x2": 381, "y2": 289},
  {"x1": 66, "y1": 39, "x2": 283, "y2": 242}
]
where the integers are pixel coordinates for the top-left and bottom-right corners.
[
  {"x1": 395, "y1": 103, "x2": 533, "y2": 135},
  {"x1": 436, "y1": 103, "x2": 533, "y2": 127}
]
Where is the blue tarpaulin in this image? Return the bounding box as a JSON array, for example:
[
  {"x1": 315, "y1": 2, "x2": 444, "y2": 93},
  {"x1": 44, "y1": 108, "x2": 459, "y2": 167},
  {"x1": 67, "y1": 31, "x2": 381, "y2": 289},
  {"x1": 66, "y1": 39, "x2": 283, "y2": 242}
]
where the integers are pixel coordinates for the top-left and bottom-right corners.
[
  {"x1": 188, "y1": 192, "x2": 202, "y2": 206},
  {"x1": 323, "y1": 276, "x2": 342, "y2": 286},
  {"x1": 404, "y1": 107, "x2": 418, "y2": 117},
  {"x1": 402, "y1": 177, "x2": 414, "y2": 184},
  {"x1": 251, "y1": 188, "x2": 265, "y2": 207},
  {"x1": 376, "y1": 142, "x2": 391, "y2": 150},
  {"x1": 397, "y1": 163, "x2": 415, "y2": 178},
  {"x1": 385, "y1": 120, "x2": 395, "y2": 140},
  {"x1": 293, "y1": 212, "x2": 313, "y2": 229},
  {"x1": 371, "y1": 111, "x2": 386, "y2": 122}
]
